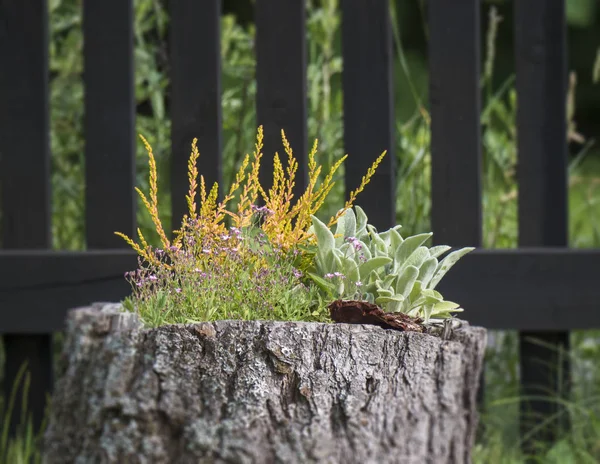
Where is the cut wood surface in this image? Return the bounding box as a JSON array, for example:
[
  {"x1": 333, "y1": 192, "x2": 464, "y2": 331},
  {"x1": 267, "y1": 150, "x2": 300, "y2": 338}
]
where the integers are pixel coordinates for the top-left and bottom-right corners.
[{"x1": 43, "y1": 303, "x2": 486, "y2": 464}]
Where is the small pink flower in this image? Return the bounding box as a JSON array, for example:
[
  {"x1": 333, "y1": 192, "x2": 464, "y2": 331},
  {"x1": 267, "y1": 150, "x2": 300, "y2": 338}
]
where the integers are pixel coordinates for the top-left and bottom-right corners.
[{"x1": 175, "y1": 288, "x2": 182, "y2": 293}]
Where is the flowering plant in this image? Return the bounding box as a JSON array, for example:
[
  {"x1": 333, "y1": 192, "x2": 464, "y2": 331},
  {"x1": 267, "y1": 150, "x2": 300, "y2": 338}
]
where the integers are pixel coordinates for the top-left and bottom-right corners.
[
  {"x1": 305, "y1": 206, "x2": 473, "y2": 323},
  {"x1": 116, "y1": 127, "x2": 384, "y2": 326}
]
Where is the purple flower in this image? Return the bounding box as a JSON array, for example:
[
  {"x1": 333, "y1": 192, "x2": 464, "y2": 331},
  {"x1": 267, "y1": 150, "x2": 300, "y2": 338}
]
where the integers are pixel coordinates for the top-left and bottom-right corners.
[
  {"x1": 148, "y1": 275, "x2": 158, "y2": 282},
  {"x1": 346, "y1": 236, "x2": 363, "y2": 251},
  {"x1": 355, "y1": 281, "x2": 363, "y2": 287},
  {"x1": 292, "y1": 268, "x2": 303, "y2": 278},
  {"x1": 251, "y1": 205, "x2": 275, "y2": 217},
  {"x1": 175, "y1": 288, "x2": 182, "y2": 293}
]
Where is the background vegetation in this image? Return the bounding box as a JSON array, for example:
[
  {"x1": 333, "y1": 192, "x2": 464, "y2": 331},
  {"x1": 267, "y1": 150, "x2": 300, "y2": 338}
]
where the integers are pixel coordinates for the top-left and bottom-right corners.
[{"x1": 2, "y1": 0, "x2": 600, "y2": 462}]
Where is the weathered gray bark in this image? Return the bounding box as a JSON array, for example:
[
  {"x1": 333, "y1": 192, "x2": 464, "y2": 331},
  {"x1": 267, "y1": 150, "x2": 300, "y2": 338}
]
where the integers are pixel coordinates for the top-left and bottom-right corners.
[{"x1": 44, "y1": 303, "x2": 486, "y2": 464}]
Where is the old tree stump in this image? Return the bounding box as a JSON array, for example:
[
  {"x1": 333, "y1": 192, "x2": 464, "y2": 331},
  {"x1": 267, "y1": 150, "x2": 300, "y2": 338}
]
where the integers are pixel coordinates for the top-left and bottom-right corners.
[{"x1": 43, "y1": 303, "x2": 486, "y2": 463}]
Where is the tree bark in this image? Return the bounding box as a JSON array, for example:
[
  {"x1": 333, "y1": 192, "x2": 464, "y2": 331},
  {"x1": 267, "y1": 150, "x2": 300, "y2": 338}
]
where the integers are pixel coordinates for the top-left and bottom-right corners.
[{"x1": 43, "y1": 303, "x2": 486, "y2": 464}]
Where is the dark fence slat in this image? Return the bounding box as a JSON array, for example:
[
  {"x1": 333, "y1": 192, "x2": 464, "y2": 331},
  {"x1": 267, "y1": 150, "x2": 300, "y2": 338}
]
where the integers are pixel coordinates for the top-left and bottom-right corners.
[
  {"x1": 83, "y1": 0, "x2": 136, "y2": 248},
  {"x1": 170, "y1": 0, "x2": 222, "y2": 229},
  {"x1": 341, "y1": 0, "x2": 395, "y2": 231},
  {"x1": 428, "y1": 0, "x2": 484, "y2": 415},
  {"x1": 0, "y1": 0, "x2": 52, "y2": 435},
  {"x1": 256, "y1": 0, "x2": 307, "y2": 197},
  {"x1": 429, "y1": 0, "x2": 482, "y2": 247},
  {"x1": 514, "y1": 0, "x2": 569, "y2": 449}
]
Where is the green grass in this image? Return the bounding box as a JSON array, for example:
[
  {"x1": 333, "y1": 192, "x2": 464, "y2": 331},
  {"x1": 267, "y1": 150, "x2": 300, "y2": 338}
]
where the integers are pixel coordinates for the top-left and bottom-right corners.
[{"x1": 3, "y1": 0, "x2": 600, "y2": 461}]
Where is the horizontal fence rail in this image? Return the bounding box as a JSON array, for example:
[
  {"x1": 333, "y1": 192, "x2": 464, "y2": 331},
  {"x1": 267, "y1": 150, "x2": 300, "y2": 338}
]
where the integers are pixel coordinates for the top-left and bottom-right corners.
[{"x1": 2, "y1": 248, "x2": 600, "y2": 332}]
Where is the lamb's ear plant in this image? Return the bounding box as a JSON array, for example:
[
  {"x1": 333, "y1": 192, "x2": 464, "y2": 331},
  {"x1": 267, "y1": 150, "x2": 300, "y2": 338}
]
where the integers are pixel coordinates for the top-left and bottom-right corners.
[{"x1": 306, "y1": 206, "x2": 474, "y2": 323}]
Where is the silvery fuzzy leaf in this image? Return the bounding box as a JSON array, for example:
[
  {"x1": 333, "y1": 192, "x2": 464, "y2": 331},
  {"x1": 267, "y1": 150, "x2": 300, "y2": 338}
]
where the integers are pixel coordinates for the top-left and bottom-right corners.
[
  {"x1": 418, "y1": 257, "x2": 438, "y2": 287},
  {"x1": 339, "y1": 242, "x2": 356, "y2": 260},
  {"x1": 378, "y1": 230, "x2": 393, "y2": 249},
  {"x1": 376, "y1": 295, "x2": 404, "y2": 313},
  {"x1": 340, "y1": 255, "x2": 359, "y2": 283},
  {"x1": 428, "y1": 246, "x2": 475, "y2": 290},
  {"x1": 363, "y1": 270, "x2": 380, "y2": 294},
  {"x1": 421, "y1": 288, "x2": 443, "y2": 303},
  {"x1": 390, "y1": 229, "x2": 403, "y2": 253},
  {"x1": 356, "y1": 239, "x2": 372, "y2": 261},
  {"x1": 423, "y1": 304, "x2": 434, "y2": 323},
  {"x1": 319, "y1": 249, "x2": 342, "y2": 275},
  {"x1": 375, "y1": 286, "x2": 394, "y2": 298},
  {"x1": 334, "y1": 209, "x2": 356, "y2": 247},
  {"x1": 358, "y1": 256, "x2": 392, "y2": 280},
  {"x1": 409, "y1": 280, "x2": 423, "y2": 302},
  {"x1": 375, "y1": 295, "x2": 405, "y2": 304},
  {"x1": 394, "y1": 265, "x2": 419, "y2": 298},
  {"x1": 307, "y1": 272, "x2": 337, "y2": 297},
  {"x1": 342, "y1": 208, "x2": 357, "y2": 239},
  {"x1": 381, "y1": 273, "x2": 396, "y2": 289},
  {"x1": 311, "y1": 215, "x2": 335, "y2": 260},
  {"x1": 428, "y1": 245, "x2": 451, "y2": 258},
  {"x1": 432, "y1": 300, "x2": 461, "y2": 312},
  {"x1": 355, "y1": 206, "x2": 369, "y2": 240},
  {"x1": 398, "y1": 246, "x2": 430, "y2": 273},
  {"x1": 394, "y1": 233, "x2": 433, "y2": 267},
  {"x1": 367, "y1": 225, "x2": 386, "y2": 255}
]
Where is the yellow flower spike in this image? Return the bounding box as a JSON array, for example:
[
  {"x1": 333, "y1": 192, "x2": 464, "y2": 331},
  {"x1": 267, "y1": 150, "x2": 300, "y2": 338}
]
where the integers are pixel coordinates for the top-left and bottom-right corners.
[
  {"x1": 116, "y1": 126, "x2": 384, "y2": 267},
  {"x1": 186, "y1": 138, "x2": 200, "y2": 220}
]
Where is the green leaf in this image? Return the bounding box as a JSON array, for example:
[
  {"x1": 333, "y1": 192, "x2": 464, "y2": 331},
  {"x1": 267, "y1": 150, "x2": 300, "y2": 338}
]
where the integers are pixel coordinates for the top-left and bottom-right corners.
[
  {"x1": 390, "y1": 228, "x2": 404, "y2": 251},
  {"x1": 428, "y1": 247, "x2": 475, "y2": 290},
  {"x1": 342, "y1": 208, "x2": 357, "y2": 239},
  {"x1": 432, "y1": 300, "x2": 461, "y2": 312},
  {"x1": 421, "y1": 288, "x2": 443, "y2": 304},
  {"x1": 307, "y1": 272, "x2": 336, "y2": 297},
  {"x1": 312, "y1": 214, "x2": 336, "y2": 261},
  {"x1": 355, "y1": 206, "x2": 369, "y2": 239},
  {"x1": 358, "y1": 256, "x2": 392, "y2": 279},
  {"x1": 375, "y1": 295, "x2": 405, "y2": 312},
  {"x1": 423, "y1": 304, "x2": 434, "y2": 323},
  {"x1": 429, "y1": 245, "x2": 451, "y2": 258},
  {"x1": 394, "y1": 233, "x2": 433, "y2": 266},
  {"x1": 357, "y1": 239, "x2": 372, "y2": 260},
  {"x1": 375, "y1": 287, "x2": 394, "y2": 298},
  {"x1": 400, "y1": 246, "x2": 430, "y2": 271},
  {"x1": 340, "y1": 256, "x2": 359, "y2": 284},
  {"x1": 418, "y1": 257, "x2": 438, "y2": 287},
  {"x1": 409, "y1": 280, "x2": 423, "y2": 302},
  {"x1": 394, "y1": 265, "x2": 419, "y2": 298},
  {"x1": 318, "y1": 249, "x2": 342, "y2": 275},
  {"x1": 367, "y1": 225, "x2": 387, "y2": 255}
]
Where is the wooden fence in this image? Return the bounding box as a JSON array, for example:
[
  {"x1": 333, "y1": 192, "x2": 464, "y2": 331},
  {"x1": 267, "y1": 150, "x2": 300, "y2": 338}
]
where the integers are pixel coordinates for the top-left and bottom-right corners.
[{"x1": 0, "y1": 0, "x2": 595, "y2": 453}]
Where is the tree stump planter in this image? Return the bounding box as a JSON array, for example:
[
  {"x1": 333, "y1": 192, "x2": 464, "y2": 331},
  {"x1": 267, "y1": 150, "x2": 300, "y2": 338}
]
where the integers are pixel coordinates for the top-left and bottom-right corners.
[{"x1": 43, "y1": 303, "x2": 486, "y2": 464}]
